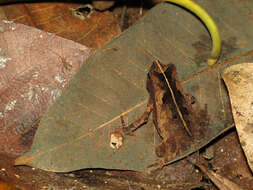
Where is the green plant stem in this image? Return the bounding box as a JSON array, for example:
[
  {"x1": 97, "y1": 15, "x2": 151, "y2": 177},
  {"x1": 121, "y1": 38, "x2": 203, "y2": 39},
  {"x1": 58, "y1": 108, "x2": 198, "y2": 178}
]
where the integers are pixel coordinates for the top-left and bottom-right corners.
[{"x1": 164, "y1": 0, "x2": 222, "y2": 65}]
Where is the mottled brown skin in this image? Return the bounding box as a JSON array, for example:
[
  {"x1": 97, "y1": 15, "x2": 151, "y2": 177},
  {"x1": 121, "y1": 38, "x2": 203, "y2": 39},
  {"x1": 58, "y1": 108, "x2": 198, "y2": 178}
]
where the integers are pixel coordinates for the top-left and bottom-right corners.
[
  {"x1": 124, "y1": 60, "x2": 206, "y2": 167},
  {"x1": 148, "y1": 61, "x2": 192, "y2": 166}
]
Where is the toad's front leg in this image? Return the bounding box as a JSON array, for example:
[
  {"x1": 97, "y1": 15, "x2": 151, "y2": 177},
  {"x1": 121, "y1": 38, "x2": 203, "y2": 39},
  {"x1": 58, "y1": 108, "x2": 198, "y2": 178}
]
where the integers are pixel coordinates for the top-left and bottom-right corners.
[{"x1": 123, "y1": 98, "x2": 153, "y2": 135}]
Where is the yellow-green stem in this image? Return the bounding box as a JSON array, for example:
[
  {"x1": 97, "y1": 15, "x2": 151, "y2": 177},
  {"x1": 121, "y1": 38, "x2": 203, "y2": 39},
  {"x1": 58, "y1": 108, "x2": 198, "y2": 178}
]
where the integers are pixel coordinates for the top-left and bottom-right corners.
[{"x1": 163, "y1": 0, "x2": 221, "y2": 65}]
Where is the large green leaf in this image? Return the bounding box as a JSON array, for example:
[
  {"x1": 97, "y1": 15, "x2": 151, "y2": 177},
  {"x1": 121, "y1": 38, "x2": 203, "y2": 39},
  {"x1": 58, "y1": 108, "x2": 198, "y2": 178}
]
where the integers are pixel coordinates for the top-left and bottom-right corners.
[{"x1": 16, "y1": 0, "x2": 253, "y2": 172}]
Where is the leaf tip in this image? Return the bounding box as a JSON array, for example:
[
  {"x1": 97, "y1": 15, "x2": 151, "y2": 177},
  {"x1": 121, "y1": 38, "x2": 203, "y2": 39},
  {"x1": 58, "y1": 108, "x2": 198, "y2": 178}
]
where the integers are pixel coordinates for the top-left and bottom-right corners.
[{"x1": 14, "y1": 155, "x2": 33, "y2": 167}]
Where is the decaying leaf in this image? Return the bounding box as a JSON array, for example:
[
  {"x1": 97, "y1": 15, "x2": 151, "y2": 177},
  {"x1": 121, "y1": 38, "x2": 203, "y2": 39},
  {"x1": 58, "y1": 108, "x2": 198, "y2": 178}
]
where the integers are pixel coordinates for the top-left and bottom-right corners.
[
  {"x1": 0, "y1": 20, "x2": 91, "y2": 156},
  {"x1": 222, "y1": 63, "x2": 253, "y2": 172},
  {"x1": 15, "y1": 1, "x2": 253, "y2": 172}
]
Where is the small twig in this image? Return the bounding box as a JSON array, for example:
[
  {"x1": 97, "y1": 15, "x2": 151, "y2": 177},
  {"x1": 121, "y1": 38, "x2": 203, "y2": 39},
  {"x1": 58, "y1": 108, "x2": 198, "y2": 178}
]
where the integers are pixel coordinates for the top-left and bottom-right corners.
[{"x1": 154, "y1": 60, "x2": 192, "y2": 137}]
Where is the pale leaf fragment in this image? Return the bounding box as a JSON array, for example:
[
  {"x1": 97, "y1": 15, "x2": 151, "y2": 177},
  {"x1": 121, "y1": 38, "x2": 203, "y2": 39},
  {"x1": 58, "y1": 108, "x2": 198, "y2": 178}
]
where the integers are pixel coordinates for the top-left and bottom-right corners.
[{"x1": 222, "y1": 63, "x2": 253, "y2": 172}]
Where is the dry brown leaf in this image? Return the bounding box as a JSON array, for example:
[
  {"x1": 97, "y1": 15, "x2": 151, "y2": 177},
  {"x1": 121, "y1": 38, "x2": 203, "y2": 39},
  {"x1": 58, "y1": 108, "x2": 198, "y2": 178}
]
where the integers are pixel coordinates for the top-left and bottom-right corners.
[
  {"x1": 222, "y1": 63, "x2": 253, "y2": 172},
  {"x1": 0, "y1": 20, "x2": 91, "y2": 156},
  {"x1": 0, "y1": 2, "x2": 121, "y2": 49}
]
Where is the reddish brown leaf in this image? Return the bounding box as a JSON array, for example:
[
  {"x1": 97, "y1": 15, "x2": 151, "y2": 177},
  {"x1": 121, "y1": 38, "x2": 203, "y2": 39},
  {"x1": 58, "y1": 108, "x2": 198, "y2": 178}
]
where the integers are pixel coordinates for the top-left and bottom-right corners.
[
  {"x1": 0, "y1": 20, "x2": 91, "y2": 156},
  {"x1": 0, "y1": 2, "x2": 121, "y2": 49}
]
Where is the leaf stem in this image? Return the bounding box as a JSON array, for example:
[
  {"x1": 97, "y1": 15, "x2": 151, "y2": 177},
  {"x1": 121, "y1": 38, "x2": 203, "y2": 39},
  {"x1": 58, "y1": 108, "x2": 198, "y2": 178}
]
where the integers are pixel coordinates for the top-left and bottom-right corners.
[{"x1": 164, "y1": 0, "x2": 222, "y2": 65}]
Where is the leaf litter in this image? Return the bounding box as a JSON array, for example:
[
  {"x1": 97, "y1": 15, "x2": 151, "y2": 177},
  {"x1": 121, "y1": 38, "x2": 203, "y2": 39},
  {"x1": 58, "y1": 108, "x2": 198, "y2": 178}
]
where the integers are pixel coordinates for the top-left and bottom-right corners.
[
  {"x1": 0, "y1": 0, "x2": 252, "y2": 189},
  {"x1": 14, "y1": 1, "x2": 253, "y2": 174}
]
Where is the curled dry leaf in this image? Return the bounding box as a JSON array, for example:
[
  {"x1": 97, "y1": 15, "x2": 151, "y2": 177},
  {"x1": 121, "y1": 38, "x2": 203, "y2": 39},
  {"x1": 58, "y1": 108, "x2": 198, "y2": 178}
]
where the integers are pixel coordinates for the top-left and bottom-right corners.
[
  {"x1": 0, "y1": 20, "x2": 91, "y2": 156},
  {"x1": 222, "y1": 63, "x2": 253, "y2": 172}
]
